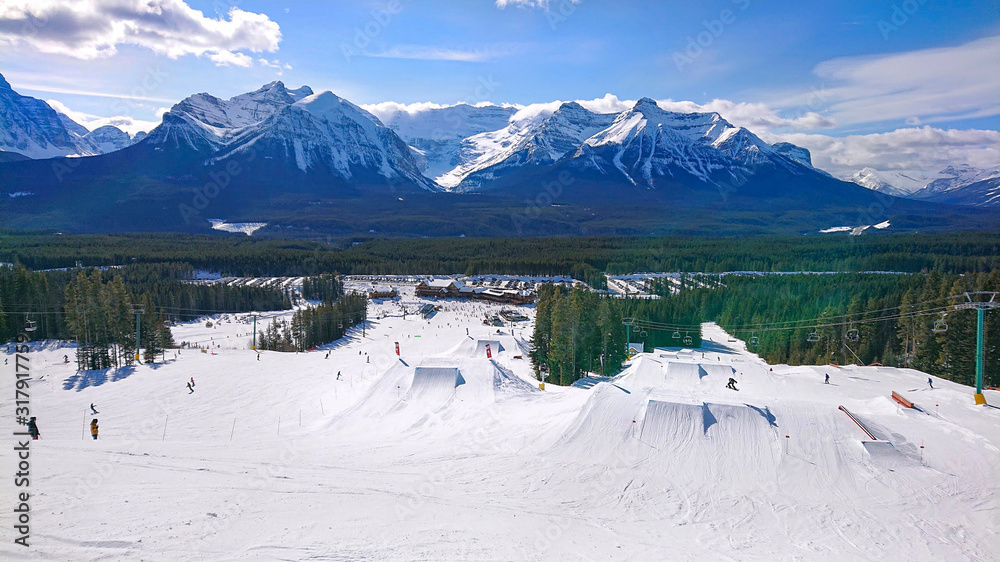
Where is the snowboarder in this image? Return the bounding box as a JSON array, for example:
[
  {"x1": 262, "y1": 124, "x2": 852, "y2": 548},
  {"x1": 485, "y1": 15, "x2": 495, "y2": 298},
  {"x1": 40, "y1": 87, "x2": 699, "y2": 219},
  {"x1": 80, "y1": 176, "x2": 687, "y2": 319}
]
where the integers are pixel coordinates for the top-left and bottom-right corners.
[
  {"x1": 187, "y1": 381, "x2": 194, "y2": 394},
  {"x1": 824, "y1": 374, "x2": 830, "y2": 384},
  {"x1": 325, "y1": 352, "x2": 330, "y2": 359},
  {"x1": 90, "y1": 403, "x2": 98, "y2": 415},
  {"x1": 26, "y1": 417, "x2": 39, "y2": 440},
  {"x1": 64, "y1": 354, "x2": 69, "y2": 363},
  {"x1": 336, "y1": 371, "x2": 342, "y2": 380},
  {"x1": 90, "y1": 419, "x2": 99, "y2": 440},
  {"x1": 928, "y1": 377, "x2": 934, "y2": 389},
  {"x1": 726, "y1": 377, "x2": 739, "y2": 391},
  {"x1": 366, "y1": 356, "x2": 370, "y2": 364}
]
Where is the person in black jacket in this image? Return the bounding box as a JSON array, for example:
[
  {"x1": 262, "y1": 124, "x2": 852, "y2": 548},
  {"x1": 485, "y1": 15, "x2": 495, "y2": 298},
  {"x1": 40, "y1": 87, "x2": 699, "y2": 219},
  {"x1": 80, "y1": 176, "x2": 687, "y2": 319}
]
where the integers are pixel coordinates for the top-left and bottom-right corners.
[
  {"x1": 90, "y1": 419, "x2": 99, "y2": 440},
  {"x1": 27, "y1": 417, "x2": 40, "y2": 440},
  {"x1": 726, "y1": 377, "x2": 739, "y2": 391}
]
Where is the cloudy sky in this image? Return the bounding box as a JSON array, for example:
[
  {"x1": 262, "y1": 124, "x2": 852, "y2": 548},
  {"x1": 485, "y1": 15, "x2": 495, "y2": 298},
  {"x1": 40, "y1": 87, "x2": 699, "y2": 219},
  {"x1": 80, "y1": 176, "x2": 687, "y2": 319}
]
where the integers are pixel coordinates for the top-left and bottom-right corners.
[{"x1": 0, "y1": 0, "x2": 997, "y2": 177}]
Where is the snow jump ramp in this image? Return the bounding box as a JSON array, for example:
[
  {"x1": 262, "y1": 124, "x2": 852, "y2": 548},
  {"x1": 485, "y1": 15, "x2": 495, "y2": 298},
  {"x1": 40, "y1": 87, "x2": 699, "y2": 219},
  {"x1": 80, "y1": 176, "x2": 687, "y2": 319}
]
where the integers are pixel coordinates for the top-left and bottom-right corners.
[{"x1": 406, "y1": 367, "x2": 465, "y2": 406}]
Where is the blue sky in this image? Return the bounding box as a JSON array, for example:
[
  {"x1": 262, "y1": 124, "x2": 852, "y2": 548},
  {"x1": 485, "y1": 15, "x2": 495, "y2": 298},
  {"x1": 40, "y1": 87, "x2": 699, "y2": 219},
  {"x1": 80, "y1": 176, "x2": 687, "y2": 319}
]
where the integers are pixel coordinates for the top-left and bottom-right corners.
[{"x1": 1, "y1": 0, "x2": 998, "y2": 175}]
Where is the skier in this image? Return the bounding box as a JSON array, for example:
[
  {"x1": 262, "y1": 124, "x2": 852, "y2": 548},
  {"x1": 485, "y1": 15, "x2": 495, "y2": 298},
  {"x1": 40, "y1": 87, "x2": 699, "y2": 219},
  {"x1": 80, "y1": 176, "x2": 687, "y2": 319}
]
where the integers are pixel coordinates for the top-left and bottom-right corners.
[
  {"x1": 90, "y1": 419, "x2": 99, "y2": 440},
  {"x1": 26, "y1": 417, "x2": 40, "y2": 440},
  {"x1": 824, "y1": 374, "x2": 830, "y2": 384},
  {"x1": 90, "y1": 403, "x2": 98, "y2": 415},
  {"x1": 726, "y1": 377, "x2": 739, "y2": 391},
  {"x1": 928, "y1": 377, "x2": 934, "y2": 389},
  {"x1": 187, "y1": 381, "x2": 194, "y2": 394},
  {"x1": 366, "y1": 356, "x2": 370, "y2": 364},
  {"x1": 336, "y1": 371, "x2": 342, "y2": 380},
  {"x1": 325, "y1": 352, "x2": 330, "y2": 359},
  {"x1": 190, "y1": 377, "x2": 195, "y2": 387}
]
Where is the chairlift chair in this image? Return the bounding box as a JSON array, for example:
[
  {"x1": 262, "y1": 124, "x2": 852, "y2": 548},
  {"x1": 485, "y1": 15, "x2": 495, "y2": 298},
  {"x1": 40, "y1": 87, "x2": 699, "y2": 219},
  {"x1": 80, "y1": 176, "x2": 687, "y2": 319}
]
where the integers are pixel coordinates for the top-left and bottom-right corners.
[
  {"x1": 807, "y1": 331, "x2": 820, "y2": 343},
  {"x1": 640, "y1": 330, "x2": 648, "y2": 337},
  {"x1": 24, "y1": 314, "x2": 37, "y2": 333},
  {"x1": 749, "y1": 332, "x2": 760, "y2": 347},
  {"x1": 846, "y1": 328, "x2": 860, "y2": 342},
  {"x1": 683, "y1": 333, "x2": 693, "y2": 346},
  {"x1": 672, "y1": 331, "x2": 681, "y2": 339},
  {"x1": 932, "y1": 314, "x2": 948, "y2": 333}
]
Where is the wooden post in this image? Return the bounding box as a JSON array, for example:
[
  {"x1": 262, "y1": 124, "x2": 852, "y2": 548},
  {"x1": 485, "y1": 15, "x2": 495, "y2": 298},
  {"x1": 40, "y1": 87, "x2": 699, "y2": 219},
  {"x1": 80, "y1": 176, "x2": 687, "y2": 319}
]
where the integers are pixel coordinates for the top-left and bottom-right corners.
[
  {"x1": 162, "y1": 415, "x2": 168, "y2": 441},
  {"x1": 230, "y1": 418, "x2": 236, "y2": 442}
]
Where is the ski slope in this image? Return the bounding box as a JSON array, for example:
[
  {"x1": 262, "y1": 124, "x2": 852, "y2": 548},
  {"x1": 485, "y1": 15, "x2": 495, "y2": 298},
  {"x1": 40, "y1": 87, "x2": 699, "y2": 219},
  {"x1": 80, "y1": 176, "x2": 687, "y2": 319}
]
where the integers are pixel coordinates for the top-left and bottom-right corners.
[{"x1": 2, "y1": 288, "x2": 999, "y2": 561}]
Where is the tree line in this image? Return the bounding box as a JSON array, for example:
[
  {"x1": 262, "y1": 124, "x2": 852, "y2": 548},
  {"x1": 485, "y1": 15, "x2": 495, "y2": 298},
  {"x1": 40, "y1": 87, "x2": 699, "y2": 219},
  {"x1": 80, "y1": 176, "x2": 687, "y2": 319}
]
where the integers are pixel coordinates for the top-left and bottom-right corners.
[
  {"x1": 0, "y1": 263, "x2": 291, "y2": 344},
  {"x1": 530, "y1": 284, "x2": 704, "y2": 385},
  {"x1": 4, "y1": 231, "x2": 1000, "y2": 278},
  {"x1": 532, "y1": 271, "x2": 999, "y2": 389},
  {"x1": 256, "y1": 292, "x2": 367, "y2": 352}
]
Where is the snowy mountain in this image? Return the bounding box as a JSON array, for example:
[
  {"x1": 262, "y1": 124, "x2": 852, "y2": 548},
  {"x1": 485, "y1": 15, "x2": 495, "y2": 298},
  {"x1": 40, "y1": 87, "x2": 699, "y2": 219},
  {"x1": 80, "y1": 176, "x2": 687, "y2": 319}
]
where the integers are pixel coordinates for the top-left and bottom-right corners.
[
  {"x1": 771, "y1": 142, "x2": 814, "y2": 168},
  {"x1": 437, "y1": 101, "x2": 618, "y2": 191},
  {"x1": 847, "y1": 167, "x2": 940, "y2": 197},
  {"x1": 847, "y1": 164, "x2": 1000, "y2": 205},
  {"x1": 0, "y1": 72, "x2": 95, "y2": 159},
  {"x1": 83, "y1": 125, "x2": 134, "y2": 154},
  {"x1": 144, "y1": 82, "x2": 434, "y2": 189},
  {"x1": 563, "y1": 98, "x2": 804, "y2": 190},
  {"x1": 911, "y1": 165, "x2": 1000, "y2": 200},
  {"x1": 371, "y1": 103, "x2": 519, "y2": 182},
  {"x1": 0, "y1": 72, "x2": 143, "y2": 158}
]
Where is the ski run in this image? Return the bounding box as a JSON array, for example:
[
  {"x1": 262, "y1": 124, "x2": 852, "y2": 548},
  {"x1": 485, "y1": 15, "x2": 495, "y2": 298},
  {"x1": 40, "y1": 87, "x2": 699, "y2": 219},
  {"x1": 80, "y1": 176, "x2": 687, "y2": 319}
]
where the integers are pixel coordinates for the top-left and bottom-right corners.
[{"x1": 2, "y1": 284, "x2": 999, "y2": 561}]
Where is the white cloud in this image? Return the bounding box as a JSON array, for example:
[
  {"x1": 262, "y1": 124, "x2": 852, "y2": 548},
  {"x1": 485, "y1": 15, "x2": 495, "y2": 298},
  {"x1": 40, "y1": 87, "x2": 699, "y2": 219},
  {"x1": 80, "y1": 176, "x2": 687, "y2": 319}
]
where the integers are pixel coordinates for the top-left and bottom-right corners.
[
  {"x1": 46, "y1": 98, "x2": 160, "y2": 135},
  {"x1": 763, "y1": 127, "x2": 1000, "y2": 179},
  {"x1": 366, "y1": 45, "x2": 502, "y2": 62},
  {"x1": 258, "y1": 58, "x2": 287, "y2": 76},
  {"x1": 209, "y1": 50, "x2": 253, "y2": 68},
  {"x1": 0, "y1": 0, "x2": 281, "y2": 66},
  {"x1": 773, "y1": 35, "x2": 1000, "y2": 128}
]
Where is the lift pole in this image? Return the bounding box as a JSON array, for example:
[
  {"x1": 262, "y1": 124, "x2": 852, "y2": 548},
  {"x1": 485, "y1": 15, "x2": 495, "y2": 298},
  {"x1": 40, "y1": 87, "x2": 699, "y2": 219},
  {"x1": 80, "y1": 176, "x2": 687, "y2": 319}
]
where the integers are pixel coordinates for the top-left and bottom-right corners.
[
  {"x1": 954, "y1": 292, "x2": 998, "y2": 404},
  {"x1": 623, "y1": 318, "x2": 636, "y2": 353},
  {"x1": 132, "y1": 304, "x2": 144, "y2": 362},
  {"x1": 250, "y1": 313, "x2": 260, "y2": 350}
]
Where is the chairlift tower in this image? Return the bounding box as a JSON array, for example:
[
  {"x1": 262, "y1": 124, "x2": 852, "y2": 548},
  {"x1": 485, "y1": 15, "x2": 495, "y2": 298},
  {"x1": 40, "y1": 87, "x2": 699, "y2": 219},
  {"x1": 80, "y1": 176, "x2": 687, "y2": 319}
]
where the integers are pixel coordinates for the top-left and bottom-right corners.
[
  {"x1": 132, "y1": 304, "x2": 144, "y2": 362},
  {"x1": 249, "y1": 312, "x2": 261, "y2": 350},
  {"x1": 622, "y1": 317, "x2": 637, "y2": 352},
  {"x1": 953, "y1": 292, "x2": 998, "y2": 404}
]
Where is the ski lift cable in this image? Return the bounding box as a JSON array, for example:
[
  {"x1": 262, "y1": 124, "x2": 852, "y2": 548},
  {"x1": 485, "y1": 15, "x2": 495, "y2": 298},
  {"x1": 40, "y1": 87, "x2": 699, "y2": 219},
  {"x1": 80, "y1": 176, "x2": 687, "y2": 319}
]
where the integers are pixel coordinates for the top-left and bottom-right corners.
[
  {"x1": 727, "y1": 297, "x2": 959, "y2": 331},
  {"x1": 730, "y1": 304, "x2": 956, "y2": 334},
  {"x1": 726, "y1": 294, "x2": 964, "y2": 329}
]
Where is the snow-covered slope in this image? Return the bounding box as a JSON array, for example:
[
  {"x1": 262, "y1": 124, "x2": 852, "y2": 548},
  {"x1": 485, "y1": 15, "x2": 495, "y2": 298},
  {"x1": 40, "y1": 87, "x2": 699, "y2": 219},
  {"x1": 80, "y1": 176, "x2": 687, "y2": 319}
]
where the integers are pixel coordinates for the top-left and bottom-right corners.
[
  {"x1": 3, "y1": 289, "x2": 997, "y2": 561},
  {"x1": 82, "y1": 125, "x2": 134, "y2": 154},
  {"x1": 145, "y1": 82, "x2": 435, "y2": 189},
  {"x1": 846, "y1": 164, "x2": 1000, "y2": 204},
  {"x1": 0, "y1": 72, "x2": 142, "y2": 158},
  {"x1": 437, "y1": 101, "x2": 618, "y2": 190},
  {"x1": 911, "y1": 165, "x2": 1000, "y2": 201},
  {"x1": 568, "y1": 98, "x2": 802, "y2": 189},
  {"x1": 848, "y1": 167, "x2": 944, "y2": 197},
  {"x1": 372, "y1": 103, "x2": 519, "y2": 182},
  {"x1": 0, "y1": 72, "x2": 95, "y2": 159}
]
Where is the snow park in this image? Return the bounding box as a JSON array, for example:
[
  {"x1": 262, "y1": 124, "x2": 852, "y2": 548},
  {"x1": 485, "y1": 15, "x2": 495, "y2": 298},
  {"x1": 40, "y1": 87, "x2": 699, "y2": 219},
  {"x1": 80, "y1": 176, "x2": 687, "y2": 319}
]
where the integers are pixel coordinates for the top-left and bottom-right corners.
[{"x1": 2, "y1": 276, "x2": 999, "y2": 561}]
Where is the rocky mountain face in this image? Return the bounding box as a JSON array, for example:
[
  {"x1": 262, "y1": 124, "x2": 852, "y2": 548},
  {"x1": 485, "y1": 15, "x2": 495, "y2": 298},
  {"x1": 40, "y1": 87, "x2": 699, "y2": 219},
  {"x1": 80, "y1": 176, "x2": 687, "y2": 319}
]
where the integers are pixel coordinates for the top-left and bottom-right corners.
[{"x1": 0, "y1": 72, "x2": 144, "y2": 158}]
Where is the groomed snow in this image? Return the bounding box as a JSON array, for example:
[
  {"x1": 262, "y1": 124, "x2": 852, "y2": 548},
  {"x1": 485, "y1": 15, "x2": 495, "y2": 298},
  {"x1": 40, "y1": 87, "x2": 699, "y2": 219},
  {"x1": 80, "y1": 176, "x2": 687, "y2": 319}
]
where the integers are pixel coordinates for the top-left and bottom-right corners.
[{"x1": 2, "y1": 288, "x2": 998, "y2": 560}]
